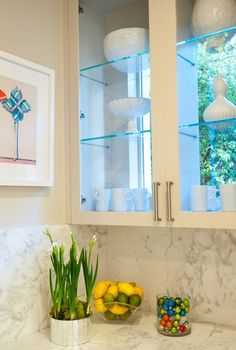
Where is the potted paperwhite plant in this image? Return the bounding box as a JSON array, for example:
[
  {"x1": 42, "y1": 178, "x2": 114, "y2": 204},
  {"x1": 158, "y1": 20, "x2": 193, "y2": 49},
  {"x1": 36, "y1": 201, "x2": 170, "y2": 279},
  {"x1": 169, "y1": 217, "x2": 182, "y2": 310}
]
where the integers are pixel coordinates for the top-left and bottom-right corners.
[{"x1": 45, "y1": 229, "x2": 98, "y2": 346}]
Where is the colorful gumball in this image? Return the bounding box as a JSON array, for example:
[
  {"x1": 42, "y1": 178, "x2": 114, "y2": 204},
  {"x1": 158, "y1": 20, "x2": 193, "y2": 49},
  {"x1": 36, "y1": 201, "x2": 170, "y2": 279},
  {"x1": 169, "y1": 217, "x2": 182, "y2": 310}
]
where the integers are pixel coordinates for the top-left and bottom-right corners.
[
  {"x1": 183, "y1": 298, "x2": 190, "y2": 307},
  {"x1": 160, "y1": 319, "x2": 166, "y2": 327},
  {"x1": 174, "y1": 313, "x2": 181, "y2": 321},
  {"x1": 179, "y1": 325, "x2": 186, "y2": 333},
  {"x1": 162, "y1": 313, "x2": 169, "y2": 322},
  {"x1": 165, "y1": 320, "x2": 173, "y2": 329},
  {"x1": 168, "y1": 309, "x2": 175, "y2": 316},
  {"x1": 171, "y1": 327, "x2": 177, "y2": 334},
  {"x1": 180, "y1": 309, "x2": 186, "y2": 317},
  {"x1": 175, "y1": 306, "x2": 181, "y2": 314},
  {"x1": 173, "y1": 320, "x2": 179, "y2": 327},
  {"x1": 163, "y1": 304, "x2": 168, "y2": 311}
]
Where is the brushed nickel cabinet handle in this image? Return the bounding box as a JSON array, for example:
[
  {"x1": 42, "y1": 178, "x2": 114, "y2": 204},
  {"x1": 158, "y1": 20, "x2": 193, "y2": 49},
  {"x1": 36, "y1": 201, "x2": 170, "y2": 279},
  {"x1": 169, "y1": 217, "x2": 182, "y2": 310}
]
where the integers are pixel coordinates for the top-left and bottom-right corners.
[
  {"x1": 166, "y1": 181, "x2": 170, "y2": 221},
  {"x1": 153, "y1": 182, "x2": 161, "y2": 222},
  {"x1": 166, "y1": 181, "x2": 175, "y2": 222},
  {"x1": 155, "y1": 182, "x2": 162, "y2": 221},
  {"x1": 153, "y1": 182, "x2": 157, "y2": 221}
]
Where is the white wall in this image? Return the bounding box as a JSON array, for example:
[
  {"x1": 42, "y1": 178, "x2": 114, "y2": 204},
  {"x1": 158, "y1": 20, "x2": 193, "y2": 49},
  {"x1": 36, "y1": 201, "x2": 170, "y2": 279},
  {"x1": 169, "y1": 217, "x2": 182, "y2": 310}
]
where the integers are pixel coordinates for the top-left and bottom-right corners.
[{"x1": 0, "y1": 0, "x2": 65, "y2": 228}]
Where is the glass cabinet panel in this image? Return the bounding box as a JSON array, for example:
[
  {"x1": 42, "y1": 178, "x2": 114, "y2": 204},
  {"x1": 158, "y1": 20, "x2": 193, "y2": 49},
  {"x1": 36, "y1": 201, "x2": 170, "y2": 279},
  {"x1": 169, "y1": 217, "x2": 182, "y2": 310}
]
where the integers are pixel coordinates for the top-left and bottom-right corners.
[
  {"x1": 176, "y1": 21, "x2": 236, "y2": 212},
  {"x1": 79, "y1": 0, "x2": 152, "y2": 212}
]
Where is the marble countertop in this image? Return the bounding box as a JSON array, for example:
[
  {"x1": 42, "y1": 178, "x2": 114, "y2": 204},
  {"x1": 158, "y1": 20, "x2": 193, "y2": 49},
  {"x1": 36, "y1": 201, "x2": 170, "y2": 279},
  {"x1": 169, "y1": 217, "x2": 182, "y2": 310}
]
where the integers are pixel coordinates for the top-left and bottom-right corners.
[{"x1": 3, "y1": 314, "x2": 236, "y2": 350}]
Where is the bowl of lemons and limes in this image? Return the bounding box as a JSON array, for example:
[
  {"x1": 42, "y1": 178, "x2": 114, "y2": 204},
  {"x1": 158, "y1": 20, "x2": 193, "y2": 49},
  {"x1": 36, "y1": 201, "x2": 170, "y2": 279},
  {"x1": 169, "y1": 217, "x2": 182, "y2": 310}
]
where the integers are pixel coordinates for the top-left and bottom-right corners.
[{"x1": 93, "y1": 280, "x2": 144, "y2": 322}]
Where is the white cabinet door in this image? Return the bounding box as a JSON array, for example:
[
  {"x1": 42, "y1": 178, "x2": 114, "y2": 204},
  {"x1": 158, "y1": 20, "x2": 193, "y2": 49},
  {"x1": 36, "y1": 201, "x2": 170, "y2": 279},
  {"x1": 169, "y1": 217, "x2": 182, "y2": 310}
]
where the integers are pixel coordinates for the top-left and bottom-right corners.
[
  {"x1": 66, "y1": 0, "x2": 166, "y2": 226},
  {"x1": 163, "y1": 0, "x2": 236, "y2": 228}
]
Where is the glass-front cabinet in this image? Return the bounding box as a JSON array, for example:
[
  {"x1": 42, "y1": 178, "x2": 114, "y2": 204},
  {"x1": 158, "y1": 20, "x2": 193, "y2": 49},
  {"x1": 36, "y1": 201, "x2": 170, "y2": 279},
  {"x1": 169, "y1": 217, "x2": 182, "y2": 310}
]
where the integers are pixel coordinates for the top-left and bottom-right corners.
[
  {"x1": 67, "y1": 0, "x2": 236, "y2": 228},
  {"x1": 80, "y1": 53, "x2": 152, "y2": 213}
]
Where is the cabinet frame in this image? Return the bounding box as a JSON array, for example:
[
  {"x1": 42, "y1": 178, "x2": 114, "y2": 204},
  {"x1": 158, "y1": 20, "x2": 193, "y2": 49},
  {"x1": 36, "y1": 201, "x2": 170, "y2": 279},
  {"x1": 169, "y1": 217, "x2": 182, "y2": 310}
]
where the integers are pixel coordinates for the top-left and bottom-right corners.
[{"x1": 65, "y1": 0, "x2": 236, "y2": 228}]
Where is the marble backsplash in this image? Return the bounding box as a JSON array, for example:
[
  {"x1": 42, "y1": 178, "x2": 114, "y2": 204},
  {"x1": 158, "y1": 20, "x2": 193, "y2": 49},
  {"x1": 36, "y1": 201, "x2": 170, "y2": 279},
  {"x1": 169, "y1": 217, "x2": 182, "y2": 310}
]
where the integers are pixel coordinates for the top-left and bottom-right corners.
[
  {"x1": 106, "y1": 227, "x2": 236, "y2": 328},
  {"x1": 1, "y1": 224, "x2": 236, "y2": 344}
]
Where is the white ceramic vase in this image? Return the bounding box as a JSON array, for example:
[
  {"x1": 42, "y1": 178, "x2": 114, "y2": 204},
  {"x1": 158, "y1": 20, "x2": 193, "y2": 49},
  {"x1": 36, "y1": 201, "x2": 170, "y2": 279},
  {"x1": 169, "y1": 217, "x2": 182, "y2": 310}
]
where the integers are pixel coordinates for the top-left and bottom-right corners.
[
  {"x1": 50, "y1": 317, "x2": 91, "y2": 346},
  {"x1": 203, "y1": 74, "x2": 236, "y2": 123},
  {"x1": 191, "y1": 0, "x2": 236, "y2": 37}
]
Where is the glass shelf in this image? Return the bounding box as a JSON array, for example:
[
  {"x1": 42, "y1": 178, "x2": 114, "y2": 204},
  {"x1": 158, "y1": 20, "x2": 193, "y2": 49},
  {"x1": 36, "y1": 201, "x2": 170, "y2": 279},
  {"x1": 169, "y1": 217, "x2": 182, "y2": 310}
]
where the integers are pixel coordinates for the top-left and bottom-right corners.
[
  {"x1": 178, "y1": 118, "x2": 236, "y2": 138},
  {"x1": 80, "y1": 50, "x2": 149, "y2": 73},
  {"x1": 81, "y1": 129, "x2": 151, "y2": 144},
  {"x1": 179, "y1": 117, "x2": 236, "y2": 130},
  {"x1": 176, "y1": 26, "x2": 236, "y2": 47},
  {"x1": 80, "y1": 26, "x2": 236, "y2": 75}
]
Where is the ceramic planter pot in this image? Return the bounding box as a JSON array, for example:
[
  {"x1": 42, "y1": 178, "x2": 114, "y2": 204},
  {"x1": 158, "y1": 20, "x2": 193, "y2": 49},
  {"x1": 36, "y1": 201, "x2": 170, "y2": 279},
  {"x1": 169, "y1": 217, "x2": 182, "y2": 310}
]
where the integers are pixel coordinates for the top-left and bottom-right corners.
[{"x1": 50, "y1": 317, "x2": 91, "y2": 346}]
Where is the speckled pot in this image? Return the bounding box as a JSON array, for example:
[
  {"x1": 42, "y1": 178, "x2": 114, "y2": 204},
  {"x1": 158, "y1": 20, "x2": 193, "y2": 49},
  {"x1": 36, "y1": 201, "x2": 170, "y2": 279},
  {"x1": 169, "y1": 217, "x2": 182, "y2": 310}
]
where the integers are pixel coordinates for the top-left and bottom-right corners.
[
  {"x1": 50, "y1": 317, "x2": 91, "y2": 346},
  {"x1": 191, "y1": 0, "x2": 236, "y2": 36}
]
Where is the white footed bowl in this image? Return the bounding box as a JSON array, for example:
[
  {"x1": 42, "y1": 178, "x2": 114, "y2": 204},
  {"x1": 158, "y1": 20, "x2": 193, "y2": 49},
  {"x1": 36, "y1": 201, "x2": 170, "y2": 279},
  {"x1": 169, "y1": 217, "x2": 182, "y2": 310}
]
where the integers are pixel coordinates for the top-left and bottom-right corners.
[
  {"x1": 107, "y1": 97, "x2": 150, "y2": 119},
  {"x1": 104, "y1": 28, "x2": 149, "y2": 73}
]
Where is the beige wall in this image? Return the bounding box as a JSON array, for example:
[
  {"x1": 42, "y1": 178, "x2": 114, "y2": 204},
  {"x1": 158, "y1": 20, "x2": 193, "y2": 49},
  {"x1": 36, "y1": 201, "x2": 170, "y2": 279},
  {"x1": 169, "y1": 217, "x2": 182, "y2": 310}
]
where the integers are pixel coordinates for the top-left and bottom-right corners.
[{"x1": 0, "y1": 0, "x2": 65, "y2": 228}]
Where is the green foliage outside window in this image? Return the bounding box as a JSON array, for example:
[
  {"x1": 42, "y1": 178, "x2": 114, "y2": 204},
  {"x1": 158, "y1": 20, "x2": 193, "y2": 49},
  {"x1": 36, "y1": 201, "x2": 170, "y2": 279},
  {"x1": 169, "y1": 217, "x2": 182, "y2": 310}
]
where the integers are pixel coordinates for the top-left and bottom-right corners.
[{"x1": 197, "y1": 34, "x2": 236, "y2": 185}]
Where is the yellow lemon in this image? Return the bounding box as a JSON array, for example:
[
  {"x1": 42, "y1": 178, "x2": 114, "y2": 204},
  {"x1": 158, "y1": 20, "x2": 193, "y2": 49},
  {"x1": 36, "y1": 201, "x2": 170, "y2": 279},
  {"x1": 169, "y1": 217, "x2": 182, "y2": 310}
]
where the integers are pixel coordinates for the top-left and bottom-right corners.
[
  {"x1": 118, "y1": 282, "x2": 135, "y2": 297},
  {"x1": 130, "y1": 282, "x2": 137, "y2": 287},
  {"x1": 109, "y1": 303, "x2": 129, "y2": 315},
  {"x1": 107, "y1": 283, "x2": 118, "y2": 299},
  {"x1": 93, "y1": 281, "x2": 110, "y2": 299},
  {"x1": 134, "y1": 286, "x2": 144, "y2": 299},
  {"x1": 94, "y1": 298, "x2": 108, "y2": 312}
]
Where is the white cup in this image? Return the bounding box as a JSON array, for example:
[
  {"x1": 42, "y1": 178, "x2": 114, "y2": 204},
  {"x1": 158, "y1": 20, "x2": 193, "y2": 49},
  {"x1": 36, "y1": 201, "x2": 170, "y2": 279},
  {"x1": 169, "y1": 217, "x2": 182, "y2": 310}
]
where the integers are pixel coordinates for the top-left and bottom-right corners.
[
  {"x1": 95, "y1": 189, "x2": 111, "y2": 211},
  {"x1": 111, "y1": 188, "x2": 134, "y2": 211},
  {"x1": 220, "y1": 184, "x2": 236, "y2": 211},
  {"x1": 206, "y1": 186, "x2": 217, "y2": 211},
  {"x1": 191, "y1": 185, "x2": 217, "y2": 211},
  {"x1": 134, "y1": 188, "x2": 151, "y2": 211}
]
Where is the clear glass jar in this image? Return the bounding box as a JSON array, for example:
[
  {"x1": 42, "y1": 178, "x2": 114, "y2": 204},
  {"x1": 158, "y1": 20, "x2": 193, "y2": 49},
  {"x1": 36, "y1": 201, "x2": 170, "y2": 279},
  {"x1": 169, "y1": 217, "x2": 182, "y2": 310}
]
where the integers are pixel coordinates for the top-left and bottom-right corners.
[{"x1": 156, "y1": 293, "x2": 191, "y2": 336}]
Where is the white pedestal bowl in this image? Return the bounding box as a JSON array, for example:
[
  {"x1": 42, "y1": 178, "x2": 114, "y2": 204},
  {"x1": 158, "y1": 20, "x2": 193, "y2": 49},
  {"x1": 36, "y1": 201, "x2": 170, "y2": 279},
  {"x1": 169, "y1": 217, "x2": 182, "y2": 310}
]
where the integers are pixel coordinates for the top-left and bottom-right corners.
[{"x1": 107, "y1": 97, "x2": 151, "y2": 132}]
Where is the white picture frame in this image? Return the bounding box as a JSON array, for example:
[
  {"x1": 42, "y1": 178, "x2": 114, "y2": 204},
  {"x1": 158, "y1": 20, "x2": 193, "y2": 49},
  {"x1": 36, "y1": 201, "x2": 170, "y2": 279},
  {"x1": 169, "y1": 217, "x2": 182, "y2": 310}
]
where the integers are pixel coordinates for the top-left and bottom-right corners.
[{"x1": 0, "y1": 50, "x2": 55, "y2": 186}]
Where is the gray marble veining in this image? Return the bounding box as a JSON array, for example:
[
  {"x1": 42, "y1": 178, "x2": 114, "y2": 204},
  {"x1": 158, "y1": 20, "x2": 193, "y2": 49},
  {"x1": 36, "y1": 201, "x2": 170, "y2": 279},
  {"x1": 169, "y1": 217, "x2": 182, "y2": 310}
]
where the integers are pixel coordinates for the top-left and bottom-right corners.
[
  {"x1": 106, "y1": 227, "x2": 236, "y2": 327},
  {"x1": 3, "y1": 315, "x2": 236, "y2": 350}
]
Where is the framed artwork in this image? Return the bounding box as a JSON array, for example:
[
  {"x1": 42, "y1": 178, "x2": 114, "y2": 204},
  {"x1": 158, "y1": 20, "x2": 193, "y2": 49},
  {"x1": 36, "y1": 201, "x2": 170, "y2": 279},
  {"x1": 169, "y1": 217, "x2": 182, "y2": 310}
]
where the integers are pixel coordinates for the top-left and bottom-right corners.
[{"x1": 0, "y1": 50, "x2": 55, "y2": 186}]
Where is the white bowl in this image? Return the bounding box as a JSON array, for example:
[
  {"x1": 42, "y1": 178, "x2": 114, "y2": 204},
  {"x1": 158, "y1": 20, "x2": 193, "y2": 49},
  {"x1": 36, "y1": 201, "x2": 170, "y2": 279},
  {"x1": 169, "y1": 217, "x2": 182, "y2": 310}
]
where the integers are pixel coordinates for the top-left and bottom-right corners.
[
  {"x1": 104, "y1": 28, "x2": 149, "y2": 73},
  {"x1": 107, "y1": 97, "x2": 150, "y2": 119}
]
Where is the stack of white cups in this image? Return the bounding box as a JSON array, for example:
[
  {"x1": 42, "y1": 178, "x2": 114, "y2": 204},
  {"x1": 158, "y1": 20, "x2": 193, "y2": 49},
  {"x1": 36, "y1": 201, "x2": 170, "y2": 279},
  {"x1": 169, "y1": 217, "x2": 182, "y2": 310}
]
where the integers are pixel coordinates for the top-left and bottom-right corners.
[
  {"x1": 95, "y1": 187, "x2": 151, "y2": 212},
  {"x1": 191, "y1": 183, "x2": 236, "y2": 212}
]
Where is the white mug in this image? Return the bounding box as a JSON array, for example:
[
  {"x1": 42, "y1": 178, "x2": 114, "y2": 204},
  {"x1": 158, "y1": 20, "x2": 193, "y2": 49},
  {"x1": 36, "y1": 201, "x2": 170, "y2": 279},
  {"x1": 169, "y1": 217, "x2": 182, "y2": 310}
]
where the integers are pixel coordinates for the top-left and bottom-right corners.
[
  {"x1": 95, "y1": 189, "x2": 111, "y2": 211},
  {"x1": 206, "y1": 186, "x2": 217, "y2": 211},
  {"x1": 111, "y1": 188, "x2": 134, "y2": 211},
  {"x1": 133, "y1": 188, "x2": 151, "y2": 211},
  {"x1": 191, "y1": 185, "x2": 217, "y2": 212},
  {"x1": 220, "y1": 184, "x2": 236, "y2": 211}
]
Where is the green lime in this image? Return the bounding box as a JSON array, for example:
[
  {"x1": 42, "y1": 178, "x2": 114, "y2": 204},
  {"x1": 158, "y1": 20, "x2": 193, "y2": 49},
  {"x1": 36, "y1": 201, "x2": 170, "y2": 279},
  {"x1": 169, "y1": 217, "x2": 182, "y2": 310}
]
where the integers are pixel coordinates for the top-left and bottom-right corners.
[
  {"x1": 116, "y1": 293, "x2": 128, "y2": 304},
  {"x1": 104, "y1": 310, "x2": 117, "y2": 321},
  {"x1": 128, "y1": 294, "x2": 142, "y2": 307},
  {"x1": 103, "y1": 293, "x2": 115, "y2": 308},
  {"x1": 118, "y1": 309, "x2": 132, "y2": 320}
]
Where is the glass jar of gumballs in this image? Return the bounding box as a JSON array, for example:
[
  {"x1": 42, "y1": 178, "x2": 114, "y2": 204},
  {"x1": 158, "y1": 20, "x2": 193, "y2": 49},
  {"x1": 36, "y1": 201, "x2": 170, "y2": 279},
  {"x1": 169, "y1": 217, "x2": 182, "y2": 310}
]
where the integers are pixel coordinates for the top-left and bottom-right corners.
[{"x1": 156, "y1": 294, "x2": 191, "y2": 336}]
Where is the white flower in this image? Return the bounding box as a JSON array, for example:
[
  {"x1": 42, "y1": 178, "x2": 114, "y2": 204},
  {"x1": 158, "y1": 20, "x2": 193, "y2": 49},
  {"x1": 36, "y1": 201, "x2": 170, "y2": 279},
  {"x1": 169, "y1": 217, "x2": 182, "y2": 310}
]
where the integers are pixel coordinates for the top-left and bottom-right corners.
[
  {"x1": 48, "y1": 241, "x2": 58, "y2": 252},
  {"x1": 92, "y1": 234, "x2": 97, "y2": 242}
]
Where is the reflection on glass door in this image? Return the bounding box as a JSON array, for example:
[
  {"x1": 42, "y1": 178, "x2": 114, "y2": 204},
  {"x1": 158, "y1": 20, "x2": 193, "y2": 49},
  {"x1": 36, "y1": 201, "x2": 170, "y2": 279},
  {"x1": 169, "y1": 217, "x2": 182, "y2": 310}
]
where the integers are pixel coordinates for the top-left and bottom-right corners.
[
  {"x1": 79, "y1": 0, "x2": 152, "y2": 213},
  {"x1": 177, "y1": 25, "x2": 236, "y2": 212}
]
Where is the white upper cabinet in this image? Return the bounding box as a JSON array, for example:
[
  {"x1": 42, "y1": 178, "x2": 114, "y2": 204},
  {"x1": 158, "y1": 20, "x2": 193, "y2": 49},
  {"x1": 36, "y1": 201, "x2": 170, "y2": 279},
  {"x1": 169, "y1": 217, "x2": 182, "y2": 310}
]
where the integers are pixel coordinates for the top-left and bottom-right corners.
[{"x1": 66, "y1": 0, "x2": 236, "y2": 228}]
